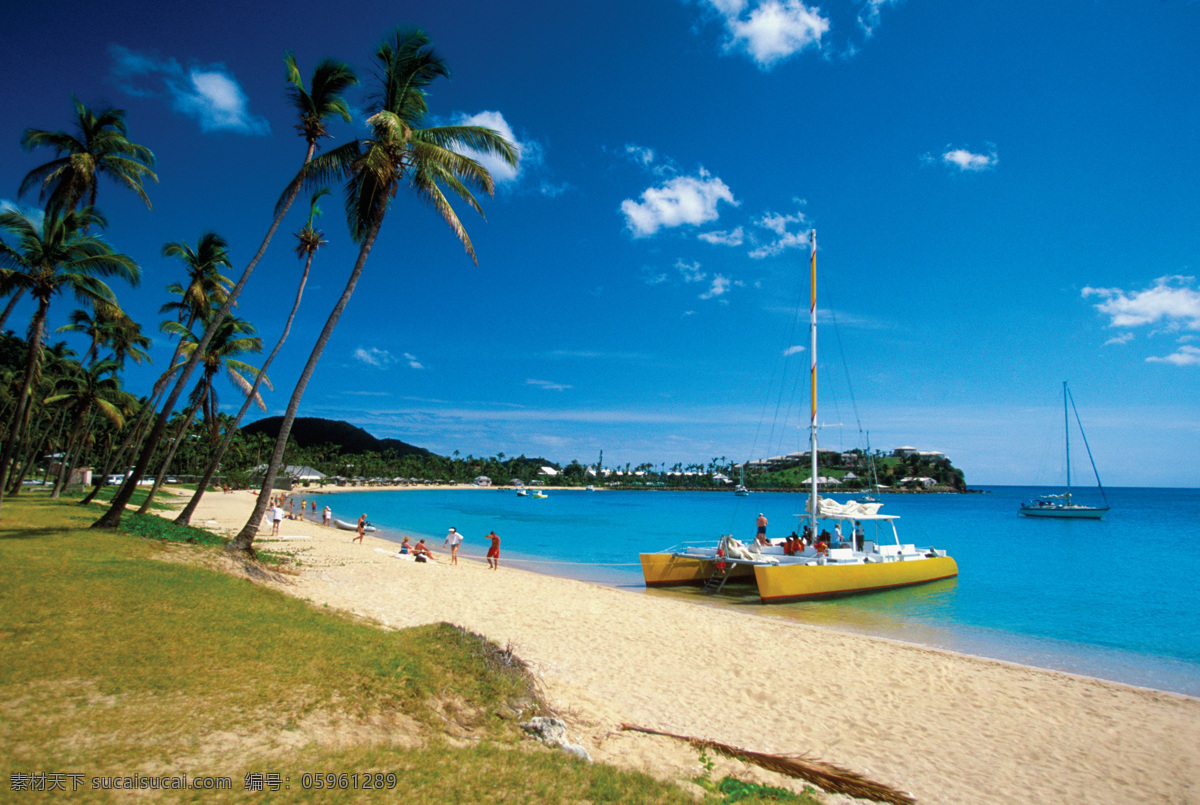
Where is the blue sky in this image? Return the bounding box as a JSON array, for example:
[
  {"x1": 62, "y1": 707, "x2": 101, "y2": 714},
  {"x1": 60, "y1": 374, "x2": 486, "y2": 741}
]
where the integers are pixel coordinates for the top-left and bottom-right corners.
[{"x1": 3, "y1": 0, "x2": 1198, "y2": 487}]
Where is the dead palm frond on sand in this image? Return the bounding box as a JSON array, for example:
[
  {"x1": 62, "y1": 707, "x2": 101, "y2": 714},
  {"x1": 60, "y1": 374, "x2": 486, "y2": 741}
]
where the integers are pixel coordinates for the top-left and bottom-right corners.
[{"x1": 620, "y1": 723, "x2": 917, "y2": 805}]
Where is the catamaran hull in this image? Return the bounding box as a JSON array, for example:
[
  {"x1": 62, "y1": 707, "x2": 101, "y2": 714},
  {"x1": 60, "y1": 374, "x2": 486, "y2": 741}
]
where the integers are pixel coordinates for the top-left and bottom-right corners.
[
  {"x1": 753, "y1": 556, "x2": 958, "y2": 602},
  {"x1": 640, "y1": 553, "x2": 754, "y2": 587},
  {"x1": 1019, "y1": 506, "x2": 1108, "y2": 520}
]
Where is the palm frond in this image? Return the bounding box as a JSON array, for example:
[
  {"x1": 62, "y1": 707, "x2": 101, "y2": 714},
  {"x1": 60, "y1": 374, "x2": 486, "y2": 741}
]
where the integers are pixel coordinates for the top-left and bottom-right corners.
[{"x1": 619, "y1": 724, "x2": 916, "y2": 805}]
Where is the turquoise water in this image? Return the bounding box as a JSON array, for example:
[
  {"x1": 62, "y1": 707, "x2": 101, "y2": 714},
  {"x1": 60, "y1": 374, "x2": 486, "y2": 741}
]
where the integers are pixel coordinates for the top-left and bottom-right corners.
[{"x1": 303, "y1": 486, "x2": 1200, "y2": 696}]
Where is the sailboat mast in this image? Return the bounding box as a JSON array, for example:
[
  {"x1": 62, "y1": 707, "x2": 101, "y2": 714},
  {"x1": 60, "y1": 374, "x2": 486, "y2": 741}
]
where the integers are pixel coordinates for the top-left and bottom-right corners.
[
  {"x1": 809, "y1": 229, "x2": 819, "y2": 538},
  {"x1": 1063, "y1": 380, "x2": 1072, "y2": 506}
]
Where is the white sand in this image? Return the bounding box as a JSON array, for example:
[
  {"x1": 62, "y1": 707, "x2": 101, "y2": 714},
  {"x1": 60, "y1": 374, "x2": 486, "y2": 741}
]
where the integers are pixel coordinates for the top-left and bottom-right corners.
[{"x1": 165, "y1": 487, "x2": 1200, "y2": 805}]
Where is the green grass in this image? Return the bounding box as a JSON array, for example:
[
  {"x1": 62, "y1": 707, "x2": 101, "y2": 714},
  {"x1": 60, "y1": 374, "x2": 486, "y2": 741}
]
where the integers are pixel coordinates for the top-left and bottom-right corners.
[{"x1": 0, "y1": 493, "x2": 711, "y2": 803}]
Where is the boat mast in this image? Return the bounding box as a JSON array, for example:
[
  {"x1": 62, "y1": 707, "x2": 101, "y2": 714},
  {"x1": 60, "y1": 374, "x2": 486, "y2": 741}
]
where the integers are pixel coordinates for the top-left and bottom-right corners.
[
  {"x1": 809, "y1": 229, "x2": 819, "y2": 539},
  {"x1": 1063, "y1": 380, "x2": 1072, "y2": 506}
]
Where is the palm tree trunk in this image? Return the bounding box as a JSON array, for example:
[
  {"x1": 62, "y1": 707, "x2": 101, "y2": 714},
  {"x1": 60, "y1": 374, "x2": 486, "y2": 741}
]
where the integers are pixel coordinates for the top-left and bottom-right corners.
[
  {"x1": 176, "y1": 249, "x2": 314, "y2": 526},
  {"x1": 92, "y1": 148, "x2": 317, "y2": 530},
  {"x1": 228, "y1": 216, "x2": 383, "y2": 554},
  {"x1": 0, "y1": 297, "x2": 48, "y2": 518},
  {"x1": 79, "y1": 397, "x2": 154, "y2": 505},
  {"x1": 0, "y1": 287, "x2": 27, "y2": 333},
  {"x1": 136, "y1": 394, "x2": 203, "y2": 515},
  {"x1": 51, "y1": 412, "x2": 89, "y2": 499}
]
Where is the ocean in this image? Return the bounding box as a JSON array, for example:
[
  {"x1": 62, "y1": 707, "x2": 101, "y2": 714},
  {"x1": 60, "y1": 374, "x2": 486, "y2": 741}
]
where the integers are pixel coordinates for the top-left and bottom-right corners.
[{"x1": 301, "y1": 485, "x2": 1200, "y2": 697}]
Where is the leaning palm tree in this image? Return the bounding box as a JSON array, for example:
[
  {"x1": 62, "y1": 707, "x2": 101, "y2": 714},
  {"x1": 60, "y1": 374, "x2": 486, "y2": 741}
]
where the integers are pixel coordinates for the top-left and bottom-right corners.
[
  {"x1": 175, "y1": 188, "x2": 328, "y2": 526},
  {"x1": 137, "y1": 313, "x2": 265, "y2": 514},
  {"x1": 44, "y1": 359, "x2": 129, "y2": 498},
  {"x1": 228, "y1": 27, "x2": 517, "y2": 554},
  {"x1": 0, "y1": 204, "x2": 139, "y2": 518},
  {"x1": 93, "y1": 54, "x2": 357, "y2": 530},
  {"x1": 19, "y1": 96, "x2": 157, "y2": 214}
]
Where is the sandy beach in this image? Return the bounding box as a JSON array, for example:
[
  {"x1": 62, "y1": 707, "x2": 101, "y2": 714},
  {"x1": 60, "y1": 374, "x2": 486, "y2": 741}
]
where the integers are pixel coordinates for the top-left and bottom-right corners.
[{"x1": 167, "y1": 487, "x2": 1200, "y2": 804}]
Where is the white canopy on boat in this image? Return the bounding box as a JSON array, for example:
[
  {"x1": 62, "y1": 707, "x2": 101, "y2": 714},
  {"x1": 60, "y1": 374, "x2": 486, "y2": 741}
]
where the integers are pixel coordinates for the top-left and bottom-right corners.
[{"x1": 806, "y1": 496, "x2": 897, "y2": 521}]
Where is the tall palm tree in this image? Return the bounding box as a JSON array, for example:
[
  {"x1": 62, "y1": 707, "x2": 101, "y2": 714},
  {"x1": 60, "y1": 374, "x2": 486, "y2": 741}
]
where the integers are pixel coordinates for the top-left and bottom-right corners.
[
  {"x1": 137, "y1": 313, "x2": 265, "y2": 514},
  {"x1": 19, "y1": 97, "x2": 157, "y2": 214},
  {"x1": 159, "y1": 233, "x2": 234, "y2": 333},
  {"x1": 0, "y1": 205, "x2": 139, "y2": 517},
  {"x1": 229, "y1": 27, "x2": 516, "y2": 554},
  {"x1": 175, "y1": 188, "x2": 329, "y2": 526},
  {"x1": 93, "y1": 54, "x2": 357, "y2": 530}
]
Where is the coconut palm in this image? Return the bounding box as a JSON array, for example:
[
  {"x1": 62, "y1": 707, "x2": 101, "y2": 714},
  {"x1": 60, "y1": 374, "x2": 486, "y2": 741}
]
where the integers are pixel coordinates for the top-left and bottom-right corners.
[
  {"x1": 0, "y1": 205, "x2": 138, "y2": 517},
  {"x1": 175, "y1": 188, "x2": 329, "y2": 526},
  {"x1": 19, "y1": 97, "x2": 157, "y2": 213},
  {"x1": 44, "y1": 359, "x2": 130, "y2": 498},
  {"x1": 229, "y1": 27, "x2": 517, "y2": 553},
  {"x1": 137, "y1": 313, "x2": 265, "y2": 514},
  {"x1": 93, "y1": 54, "x2": 357, "y2": 530}
]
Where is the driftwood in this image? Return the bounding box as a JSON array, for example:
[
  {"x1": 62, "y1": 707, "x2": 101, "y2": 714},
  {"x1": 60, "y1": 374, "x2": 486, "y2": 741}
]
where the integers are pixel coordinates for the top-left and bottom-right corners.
[{"x1": 619, "y1": 723, "x2": 916, "y2": 805}]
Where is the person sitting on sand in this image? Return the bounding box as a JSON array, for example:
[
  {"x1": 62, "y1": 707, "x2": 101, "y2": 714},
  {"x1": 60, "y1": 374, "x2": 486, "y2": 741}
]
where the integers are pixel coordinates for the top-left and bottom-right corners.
[
  {"x1": 412, "y1": 539, "x2": 435, "y2": 563},
  {"x1": 399, "y1": 536, "x2": 412, "y2": 554}
]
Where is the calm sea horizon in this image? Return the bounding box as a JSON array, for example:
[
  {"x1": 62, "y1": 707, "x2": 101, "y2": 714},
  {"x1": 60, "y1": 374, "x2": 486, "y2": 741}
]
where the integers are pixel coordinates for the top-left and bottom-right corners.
[{"x1": 296, "y1": 484, "x2": 1200, "y2": 697}]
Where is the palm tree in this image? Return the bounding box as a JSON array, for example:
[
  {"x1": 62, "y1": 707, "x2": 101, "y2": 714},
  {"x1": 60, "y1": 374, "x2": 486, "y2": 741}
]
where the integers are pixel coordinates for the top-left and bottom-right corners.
[
  {"x1": 228, "y1": 27, "x2": 517, "y2": 554},
  {"x1": 19, "y1": 97, "x2": 157, "y2": 214},
  {"x1": 44, "y1": 359, "x2": 130, "y2": 498},
  {"x1": 137, "y1": 313, "x2": 265, "y2": 514},
  {"x1": 0, "y1": 205, "x2": 139, "y2": 517},
  {"x1": 175, "y1": 188, "x2": 329, "y2": 526},
  {"x1": 93, "y1": 54, "x2": 357, "y2": 530}
]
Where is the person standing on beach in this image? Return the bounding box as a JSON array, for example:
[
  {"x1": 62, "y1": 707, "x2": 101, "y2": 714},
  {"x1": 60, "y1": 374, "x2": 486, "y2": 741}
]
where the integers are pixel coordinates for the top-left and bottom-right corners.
[
  {"x1": 354, "y1": 513, "x2": 367, "y2": 544},
  {"x1": 756, "y1": 512, "x2": 768, "y2": 543},
  {"x1": 271, "y1": 504, "x2": 283, "y2": 536},
  {"x1": 322, "y1": 505, "x2": 331, "y2": 526},
  {"x1": 486, "y1": 530, "x2": 500, "y2": 569},
  {"x1": 444, "y1": 527, "x2": 463, "y2": 565}
]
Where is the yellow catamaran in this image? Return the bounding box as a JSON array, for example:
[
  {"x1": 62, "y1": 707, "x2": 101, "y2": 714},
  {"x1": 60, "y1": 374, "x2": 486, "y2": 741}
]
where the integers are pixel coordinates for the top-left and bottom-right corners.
[{"x1": 641, "y1": 230, "x2": 958, "y2": 601}]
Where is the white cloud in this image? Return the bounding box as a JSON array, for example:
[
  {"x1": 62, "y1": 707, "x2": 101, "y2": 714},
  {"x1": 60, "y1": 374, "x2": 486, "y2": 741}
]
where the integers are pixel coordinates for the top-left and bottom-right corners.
[
  {"x1": 354, "y1": 347, "x2": 395, "y2": 367},
  {"x1": 676, "y1": 259, "x2": 707, "y2": 284},
  {"x1": 938, "y1": 146, "x2": 998, "y2": 172},
  {"x1": 783, "y1": 344, "x2": 805, "y2": 356},
  {"x1": 858, "y1": 0, "x2": 899, "y2": 37},
  {"x1": 403, "y1": 352, "x2": 424, "y2": 370},
  {"x1": 699, "y1": 275, "x2": 733, "y2": 299},
  {"x1": 1147, "y1": 345, "x2": 1200, "y2": 366},
  {"x1": 704, "y1": 0, "x2": 830, "y2": 69},
  {"x1": 748, "y1": 209, "x2": 809, "y2": 258},
  {"x1": 620, "y1": 170, "x2": 737, "y2": 237},
  {"x1": 526, "y1": 379, "x2": 572, "y2": 391},
  {"x1": 1103, "y1": 332, "x2": 1134, "y2": 346},
  {"x1": 453, "y1": 110, "x2": 534, "y2": 186},
  {"x1": 1082, "y1": 276, "x2": 1200, "y2": 331},
  {"x1": 109, "y1": 45, "x2": 268, "y2": 135},
  {"x1": 624, "y1": 143, "x2": 656, "y2": 167},
  {"x1": 699, "y1": 226, "x2": 745, "y2": 246}
]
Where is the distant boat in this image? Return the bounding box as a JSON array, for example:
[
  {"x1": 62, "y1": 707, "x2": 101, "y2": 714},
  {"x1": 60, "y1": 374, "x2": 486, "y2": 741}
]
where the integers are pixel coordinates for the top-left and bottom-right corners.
[
  {"x1": 1019, "y1": 382, "x2": 1110, "y2": 520},
  {"x1": 532, "y1": 491, "x2": 548, "y2": 499},
  {"x1": 735, "y1": 465, "x2": 749, "y2": 496},
  {"x1": 334, "y1": 518, "x2": 376, "y2": 533},
  {"x1": 585, "y1": 484, "x2": 595, "y2": 491},
  {"x1": 516, "y1": 488, "x2": 529, "y2": 497}
]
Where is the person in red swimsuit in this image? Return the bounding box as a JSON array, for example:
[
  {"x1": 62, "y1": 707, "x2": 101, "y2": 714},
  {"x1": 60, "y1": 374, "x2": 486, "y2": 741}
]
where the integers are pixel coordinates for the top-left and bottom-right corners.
[{"x1": 486, "y1": 531, "x2": 501, "y2": 570}]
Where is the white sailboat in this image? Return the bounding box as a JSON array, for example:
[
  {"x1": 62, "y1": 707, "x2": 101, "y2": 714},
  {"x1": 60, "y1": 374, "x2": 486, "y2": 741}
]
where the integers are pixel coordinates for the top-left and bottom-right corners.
[{"x1": 1020, "y1": 381, "x2": 1110, "y2": 519}]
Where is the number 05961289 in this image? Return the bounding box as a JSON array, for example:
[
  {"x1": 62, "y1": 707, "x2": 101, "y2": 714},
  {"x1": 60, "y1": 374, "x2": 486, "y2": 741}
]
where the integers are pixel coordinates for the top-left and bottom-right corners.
[{"x1": 299, "y1": 772, "x2": 397, "y2": 790}]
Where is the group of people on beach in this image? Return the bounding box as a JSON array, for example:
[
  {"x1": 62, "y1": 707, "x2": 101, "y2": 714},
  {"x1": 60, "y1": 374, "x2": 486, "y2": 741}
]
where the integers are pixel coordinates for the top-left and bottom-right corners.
[{"x1": 387, "y1": 526, "x2": 501, "y2": 569}]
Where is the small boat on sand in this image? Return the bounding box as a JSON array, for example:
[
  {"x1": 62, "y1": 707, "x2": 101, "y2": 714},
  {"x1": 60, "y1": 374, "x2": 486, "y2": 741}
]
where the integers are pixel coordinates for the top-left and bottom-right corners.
[{"x1": 334, "y1": 518, "x2": 376, "y2": 533}]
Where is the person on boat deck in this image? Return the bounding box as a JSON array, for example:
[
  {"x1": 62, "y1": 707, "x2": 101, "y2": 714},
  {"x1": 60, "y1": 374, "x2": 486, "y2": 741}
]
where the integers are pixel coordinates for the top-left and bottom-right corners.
[
  {"x1": 755, "y1": 513, "x2": 768, "y2": 543},
  {"x1": 853, "y1": 521, "x2": 865, "y2": 551},
  {"x1": 834, "y1": 522, "x2": 843, "y2": 546}
]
